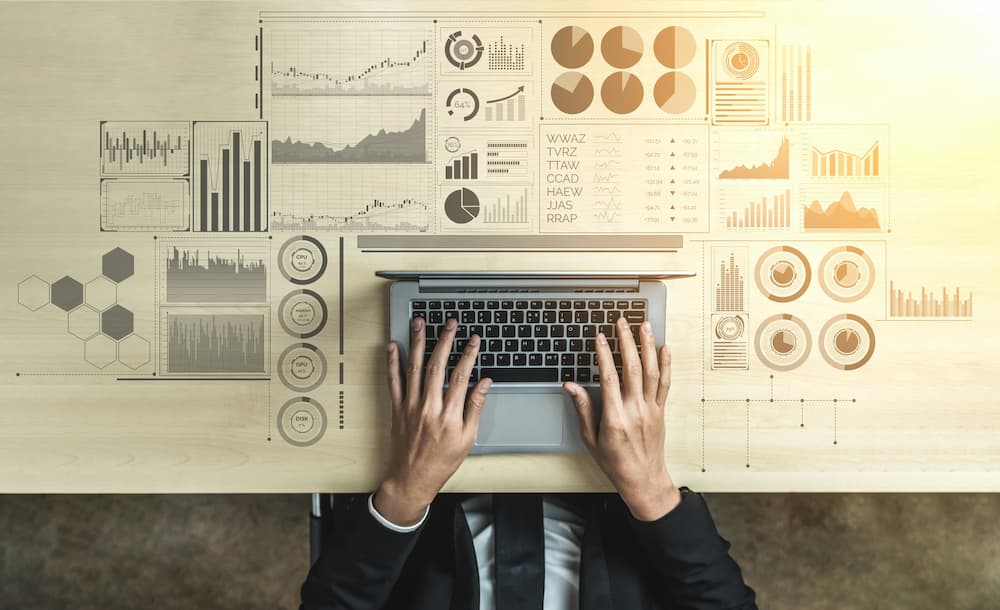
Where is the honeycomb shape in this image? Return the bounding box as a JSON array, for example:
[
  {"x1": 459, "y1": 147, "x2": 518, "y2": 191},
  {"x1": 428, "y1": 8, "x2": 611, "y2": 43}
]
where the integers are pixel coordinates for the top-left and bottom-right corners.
[
  {"x1": 101, "y1": 304, "x2": 134, "y2": 340},
  {"x1": 17, "y1": 275, "x2": 50, "y2": 311},
  {"x1": 117, "y1": 334, "x2": 151, "y2": 369},
  {"x1": 84, "y1": 334, "x2": 117, "y2": 369},
  {"x1": 102, "y1": 247, "x2": 134, "y2": 283},
  {"x1": 68, "y1": 305, "x2": 100, "y2": 340},
  {"x1": 51, "y1": 276, "x2": 84, "y2": 312},
  {"x1": 85, "y1": 276, "x2": 117, "y2": 312}
]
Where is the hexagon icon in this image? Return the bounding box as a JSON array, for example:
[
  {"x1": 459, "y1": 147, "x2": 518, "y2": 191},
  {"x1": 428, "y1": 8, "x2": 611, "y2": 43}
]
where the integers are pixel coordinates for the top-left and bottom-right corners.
[
  {"x1": 101, "y1": 304, "x2": 134, "y2": 340},
  {"x1": 118, "y1": 334, "x2": 151, "y2": 369},
  {"x1": 68, "y1": 305, "x2": 100, "y2": 340},
  {"x1": 51, "y1": 276, "x2": 84, "y2": 312},
  {"x1": 85, "y1": 276, "x2": 117, "y2": 311},
  {"x1": 102, "y1": 247, "x2": 134, "y2": 283},
  {"x1": 17, "y1": 275, "x2": 50, "y2": 311},
  {"x1": 84, "y1": 334, "x2": 117, "y2": 369}
]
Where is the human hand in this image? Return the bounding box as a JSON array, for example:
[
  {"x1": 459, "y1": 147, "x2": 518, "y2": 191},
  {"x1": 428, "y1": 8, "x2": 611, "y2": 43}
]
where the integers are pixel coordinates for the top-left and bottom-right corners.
[
  {"x1": 374, "y1": 316, "x2": 491, "y2": 526},
  {"x1": 563, "y1": 317, "x2": 681, "y2": 522}
]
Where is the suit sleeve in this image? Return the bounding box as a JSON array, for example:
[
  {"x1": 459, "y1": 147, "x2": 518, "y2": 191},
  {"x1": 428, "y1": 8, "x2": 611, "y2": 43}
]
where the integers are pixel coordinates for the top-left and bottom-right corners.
[
  {"x1": 300, "y1": 493, "x2": 427, "y2": 610},
  {"x1": 627, "y1": 489, "x2": 757, "y2": 610}
]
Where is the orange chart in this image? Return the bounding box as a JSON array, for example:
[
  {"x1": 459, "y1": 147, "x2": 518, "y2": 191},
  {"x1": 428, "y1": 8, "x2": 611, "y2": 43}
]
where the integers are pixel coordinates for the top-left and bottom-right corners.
[
  {"x1": 601, "y1": 25, "x2": 643, "y2": 68},
  {"x1": 726, "y1": 189, "x2": 791, "y2": 229},
  {"x1": 551, "y1": 72, "x2": 593, "y2": 114},
  {"x1": 601, "y1": 71, "x2": 643, "y2": 114},
  {"x1": 889, "y1": 282, "x2": 972, "y2": 318},
  {"x1": 803, "y1": 191, "x2": 880, "y2": 231},
  {"x1": 653, "y1": 72, "x2": 696, "y2": 114},
  {"x1": 551, "y1": 25, "x2": 593, "y2": 69},
  {"x1": 719, "y1": 136, "x2": 790, "y2": 179},
  {"x1": 811, "y1": 142, "x2": 879, "y2": 177},
  {"x1": 653, "y1": 26, "x2": 696, "y2": 68}
]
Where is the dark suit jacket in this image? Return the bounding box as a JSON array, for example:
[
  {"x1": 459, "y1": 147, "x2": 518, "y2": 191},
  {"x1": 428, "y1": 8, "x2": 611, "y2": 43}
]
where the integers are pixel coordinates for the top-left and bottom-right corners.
[{"x1": 301, "y1": 490, "x2": 757, "y2": 610}]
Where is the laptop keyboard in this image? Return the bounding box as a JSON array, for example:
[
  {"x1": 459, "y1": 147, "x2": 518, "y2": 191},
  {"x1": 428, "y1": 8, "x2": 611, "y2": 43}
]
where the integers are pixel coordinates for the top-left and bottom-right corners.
[{"x1": 410, "y1": 299, "x2": 646, "y2": 384}]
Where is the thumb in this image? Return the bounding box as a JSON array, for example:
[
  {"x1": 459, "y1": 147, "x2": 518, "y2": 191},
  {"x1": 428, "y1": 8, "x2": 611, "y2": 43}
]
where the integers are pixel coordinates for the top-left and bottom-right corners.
[
  {"x1": 463, "y1": 378, "x2": 492, "y2": 444},
  {"x1": 563, "y1": 382, "x2": 597, "y2": 450}
]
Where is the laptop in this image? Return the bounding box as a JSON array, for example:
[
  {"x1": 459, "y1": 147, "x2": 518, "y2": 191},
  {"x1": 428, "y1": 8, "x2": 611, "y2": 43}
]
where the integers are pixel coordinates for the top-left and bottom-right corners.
[{"x1": 377, "y1": 271, "x2": 695, "y2": 454}]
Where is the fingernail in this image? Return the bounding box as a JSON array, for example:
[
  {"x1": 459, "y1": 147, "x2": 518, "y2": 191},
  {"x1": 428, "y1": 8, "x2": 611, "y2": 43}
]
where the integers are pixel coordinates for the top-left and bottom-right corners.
[
  {"x1": 387, "y1": 342, "x2": 395, "y2": 352},
  {"x1": 446, "y1": 317, "x2": 457, "y2": 329},
  {"x1": 479, "y1": 379, "x2": 492, "y2": 393},
  {"x1": 597, "y1": 333, "x2": 607, "y2": 345},
  {"x1": 643, "y1": 321, "x2": 652, "y2": 334},
  {"x1": 411, "y1": 317, "x2": 424, "y2": 331},
  {"x1": 617, "y1": 317, "x2": 628, "y2": 327},
  {"x1": 565, "y1": 384, "x2": 577, "y2": 395},
  {"x1": 469, "y1": 334, "x2": 480, "y2": 346}
]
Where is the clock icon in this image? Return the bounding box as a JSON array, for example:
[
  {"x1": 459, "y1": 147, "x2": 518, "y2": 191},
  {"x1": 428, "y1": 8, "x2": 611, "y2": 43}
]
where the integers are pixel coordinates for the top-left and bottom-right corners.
[{"x1": 722, "y1": 42, "x2": 759, "y2": 80}]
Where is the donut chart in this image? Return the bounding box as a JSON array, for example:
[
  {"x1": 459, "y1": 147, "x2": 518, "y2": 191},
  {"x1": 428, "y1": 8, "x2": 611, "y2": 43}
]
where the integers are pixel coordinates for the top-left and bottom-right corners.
[
  {"x1": 278, "y1": 289, "x2": 328, "y2": 339},
  {"x1": 277, "y1": 235, "x2": 327, "y2": 285},
  {"x1": 819, "y1": 314, "x2": 875, "y2": 370},
  {"x1": 755, "y1": 314, "x2": 812, "y2": 371},
  {"x1": 755, "y1": 245, "x2": 811, "y2": 302},
  {"x1": 818, "y1": 245, "x2": 875, "y2": 303},
  {"x1": 277, "y1": 342, "x2": 328, "y2": 392},
  {"x1": 277, "y1": 397, "x2": 328, "y2": 447}
]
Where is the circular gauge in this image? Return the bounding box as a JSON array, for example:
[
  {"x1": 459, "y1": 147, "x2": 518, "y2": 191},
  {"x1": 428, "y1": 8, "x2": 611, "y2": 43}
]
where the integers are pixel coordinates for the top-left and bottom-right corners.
[
  {"x1": 444, "y1": 136, "x2": 461, "y2": 153},
  {"x1": 277, "y1": 342, "x2": 327, "y2": 392},
  {"x1": 277, "y1": 235, "x2": 327, "y2": 285},
  {"x1": 653, "y1": 26, "x2": 696, "y2": 68},
  {"x1": 819, "y1": 314, "x2": 875, "y2": 371},
  {"x1": 601, "y1": 25, "x2": 643, "y2": 68},
  {"x1": 551, "y1": 71, "x2": 594, "y2": 114},
  {"x1": 755, "y1": 245, "x2": 811, "y2": 302},
  {"x1": 715, "y1": 314, "x2": 746, "y2": 340},
  {"x1": 278, "y1": 289, "x2": 328, "y2": 339},
  {"x1": 723, "y1": 42, "x2": 760, "y2": 80},
  {"x1": 601, "y1": 71, "x2": 644, "y2": 114},
  {"x1": 818, "y1": 245, "x2": 875, "y2": 303},
  {"x1": 551, "y1": 25, "x2": 594, "y2": 68},
  {"x1": 277, "y1": 397, "x2": 328, "y2": 447},
  {"x1": 444, "y1": 31, "x2": 483, "y2": 70},
  {"x1": 444, "y1": 188, "x2": 479, "y2": 224},
  {"x1": 446, "y1": 87, "x2": 479, "y2": 121},
  {"x1": 755, "y1": 314, "x2": 812, "y2": 371},
  {"x1": 653, "y1": 71, "x2": 696, "y2": 114}
]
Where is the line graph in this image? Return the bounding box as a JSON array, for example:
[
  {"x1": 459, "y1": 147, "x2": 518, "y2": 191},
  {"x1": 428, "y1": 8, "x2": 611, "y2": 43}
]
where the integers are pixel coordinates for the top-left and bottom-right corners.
[
  {"x1": 100, "y1": 179, "x2": 189, "y2": 231},
  {"x1": 192, "y1": 122, "x2": 268, "y2": 232},
  {"x1": 719, "y1": 136, "x2": 789, "y2": 179},
  {"x1": 100, "y1": 121, "x2": 190, "y2": 176},
  {"x1": 269, "y1": 28, "x2": 431, "y2": 96}
]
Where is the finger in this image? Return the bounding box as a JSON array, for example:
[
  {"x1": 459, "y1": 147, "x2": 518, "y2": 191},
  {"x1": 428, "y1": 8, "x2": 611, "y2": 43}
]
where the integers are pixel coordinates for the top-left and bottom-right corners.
[
  {"x1": 405, "y1": 316, "x2": 426, "y2": 409},
  {"x1": 655, "y1": 344, "x2": 673, "y2": 408},
  {"x1": 422, "y1": 317, "x2": 458, "y2": 407},
  {"x1": 616, "y1": 317, "x2": 643, "y2": 401},
  {"x1": 563, "y1": 382, "x2": 597, "y2": 450},
  {"x1": 463, "y1": 378, "x2": 492, "y2": 446},
  {"x1": 595, "y1": 331, "x2": 622, "y2": 415},
  {"x1": 387, "y1": 342, "x2": 404, "y2": 411},
  {"x1": 639, "y1": 321, "x2": 660, "y2": 406},
  {"x1": 446, "y1": 333, "x2": 482, "y2": 413}
]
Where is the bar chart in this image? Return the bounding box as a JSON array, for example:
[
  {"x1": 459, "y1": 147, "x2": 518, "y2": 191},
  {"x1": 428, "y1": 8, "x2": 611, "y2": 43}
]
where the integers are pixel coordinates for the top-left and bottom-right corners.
[
  {"x1": 482, "y1": 188, "x2": 529, "y2": 224},
  {"x1": 444, "y1": 151, "x2": 478, "y2": 179},
  {"x1": 192, "y1": 122, "x2": 268, "y2": 232},
  {"x1": 100, "y1": 121, "x2": 190, "y2": 176},
  {"x1": 811, "y1": 141, "x2": 879, "y2": 177},
  {"x1": 724, "y1": 189, "x2": 792, "y2": 229},
  {"x1": 889, "y1": 282, "x2": 972, "y2": 318},
  {"x1": 484, "y1": 86, "x2": 527, "y2": 121},
  {"x1": 714, "y1": 250, "x2": 746, "y2": 312}
]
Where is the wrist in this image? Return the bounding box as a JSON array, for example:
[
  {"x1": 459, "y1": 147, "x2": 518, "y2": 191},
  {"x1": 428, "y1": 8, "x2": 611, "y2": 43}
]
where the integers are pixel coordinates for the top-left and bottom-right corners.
[
  {"x1": 620, "y1": 471, "x2": 682, "y2": 522},
  {"x1": 374, "y1": 478, "x2": 434, "y2": 527}
]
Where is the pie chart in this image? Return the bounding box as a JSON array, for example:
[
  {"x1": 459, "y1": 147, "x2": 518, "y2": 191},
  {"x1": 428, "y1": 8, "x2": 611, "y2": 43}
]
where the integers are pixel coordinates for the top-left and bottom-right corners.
[
  {"x1": 601, "y1": 71, "x2": 643, "y2": 114},
  {"x1": 755, "y1": 245, "x2": 811, "y2": 302},
  {"x1": 653, "y1": 71, "x2": 696, "y2": 114},
  {"x1": 551, "y1": 71, "x2": 594, "y2": 114},
  {"x1": 444, "y1": 188, "x2": 480, "y2": 224},
  {"x1": 818, "y1": 245, "x2": 875, "y2": 303},
  {"x1": 755, "y1": 313, "x2": 812, "y2": 371},
  {"x1": 653, "y1": 26, "x2": 696, "y2": 68},
  {"x1": 819, "y1": 314, "x2": 875, "y2": 370},
  {"x1": 551, "y1": 25, "x2": 594, "y2": 68},
  {"x1": 601, "y1": 26, "x2": 643, "y2": 68}
]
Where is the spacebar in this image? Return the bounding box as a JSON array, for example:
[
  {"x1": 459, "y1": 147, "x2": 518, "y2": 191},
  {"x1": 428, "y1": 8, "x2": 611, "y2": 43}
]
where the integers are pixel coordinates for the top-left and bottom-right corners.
[{"x1": 479, "y1": 367, "x2": 559, "y2": 382}]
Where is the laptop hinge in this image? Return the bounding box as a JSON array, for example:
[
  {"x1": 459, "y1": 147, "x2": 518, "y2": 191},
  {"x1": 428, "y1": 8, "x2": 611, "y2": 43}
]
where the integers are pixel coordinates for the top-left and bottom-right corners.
[{"x1": 417, "y1": 277, "x2": 640, "y2": 292}]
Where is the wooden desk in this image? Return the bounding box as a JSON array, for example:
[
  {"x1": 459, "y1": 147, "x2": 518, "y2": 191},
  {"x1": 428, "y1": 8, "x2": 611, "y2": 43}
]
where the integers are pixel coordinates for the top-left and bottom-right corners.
[{"x1": 1, "y1": 0, "x2": 997, "y2": 492}]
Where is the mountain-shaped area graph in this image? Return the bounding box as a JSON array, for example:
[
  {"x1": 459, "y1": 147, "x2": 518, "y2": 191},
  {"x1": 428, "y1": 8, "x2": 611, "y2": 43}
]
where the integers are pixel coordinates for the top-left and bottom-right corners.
[
  {"x1": 803, "y1": 191, "x2": 880, "y2": 230},
  {"x1": 272, "y1": 109, "x2": 426, "y2": 163},
  {"x1": 719, "y1": 136, "x2": 790, "y2": 179}
]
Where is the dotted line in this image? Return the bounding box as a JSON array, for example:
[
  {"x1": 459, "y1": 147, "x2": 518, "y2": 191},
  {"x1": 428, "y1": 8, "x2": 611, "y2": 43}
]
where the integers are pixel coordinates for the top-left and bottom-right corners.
[
  {"x1": 338, "y1": 390, "x2": 345, "y2": 430},
  {"x1": 266, "y1": 381, "x2": 272, "y2": 442},
  {"x1": 745, "y1": 400, "x2": 750, "y2": 469},
  {"x1": 833, "y1": 399, "x2": 838, "y2": 446}
]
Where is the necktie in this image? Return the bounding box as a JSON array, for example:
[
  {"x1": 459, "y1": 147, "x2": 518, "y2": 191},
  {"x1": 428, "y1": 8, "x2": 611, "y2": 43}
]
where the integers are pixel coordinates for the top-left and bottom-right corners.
[{"x1": 493, "y1": 493, "x2": 545, "y2": 610}]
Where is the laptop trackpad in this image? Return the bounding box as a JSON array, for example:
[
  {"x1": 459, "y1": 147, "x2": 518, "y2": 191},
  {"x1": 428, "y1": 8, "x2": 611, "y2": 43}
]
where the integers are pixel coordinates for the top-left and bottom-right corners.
[{"x1": 477, "y1": 393, "x2": 565, "y2": 447}]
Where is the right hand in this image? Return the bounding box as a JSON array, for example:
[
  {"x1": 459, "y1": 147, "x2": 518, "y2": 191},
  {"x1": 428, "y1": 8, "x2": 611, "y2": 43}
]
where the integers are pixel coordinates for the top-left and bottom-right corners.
[
  {"x1": 563, "y1": 317, "x2": 681, "y2": 522},
  {"x1": 374, "y1": 316, "x2": 492, "y2": 526}
]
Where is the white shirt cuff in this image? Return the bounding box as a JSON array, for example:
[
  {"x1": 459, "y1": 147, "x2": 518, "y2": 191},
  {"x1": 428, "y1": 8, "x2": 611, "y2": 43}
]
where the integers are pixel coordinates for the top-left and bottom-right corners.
[{"x1": 367, "y1": 492, "x2": 429, "y2": 533}]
